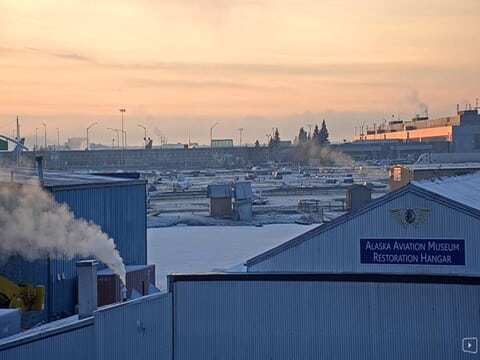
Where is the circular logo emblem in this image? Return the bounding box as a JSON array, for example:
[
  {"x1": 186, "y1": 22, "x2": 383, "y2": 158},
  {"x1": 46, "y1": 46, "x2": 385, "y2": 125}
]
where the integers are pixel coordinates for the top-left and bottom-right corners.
[{"x1": 404, "y1": 209, "x2": 416, "y2": 224}]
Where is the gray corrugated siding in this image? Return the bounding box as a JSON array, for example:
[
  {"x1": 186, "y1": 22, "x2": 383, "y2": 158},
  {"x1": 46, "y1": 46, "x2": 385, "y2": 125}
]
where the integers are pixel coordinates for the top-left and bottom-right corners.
[
  {"x1": 173, "y1": 278, "x2": 480, "y2": 360},
  {"x1": 248, "y1": 191, "x2": 480, "y2": 274},
  {"x1": 52, "y1": 183, "x2": 147, "y2": 265},
  {"x1": 95, "y1": 293, "x2": 172, "y2": 360},
  {"x1": 0, "y1": 322, "x2": 94, "y2": 360}
]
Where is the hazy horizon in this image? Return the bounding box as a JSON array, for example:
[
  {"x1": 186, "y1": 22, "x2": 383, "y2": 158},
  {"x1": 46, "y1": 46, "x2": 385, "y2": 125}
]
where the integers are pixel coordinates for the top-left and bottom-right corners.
[{"x1": 1, "y1": 0, "x2": 479, "y2": 147}]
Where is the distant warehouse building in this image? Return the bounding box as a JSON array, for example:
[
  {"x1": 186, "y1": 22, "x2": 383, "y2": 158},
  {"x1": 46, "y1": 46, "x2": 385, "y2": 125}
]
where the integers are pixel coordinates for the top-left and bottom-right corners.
[{"x1": 354, "y1": 109, "x2": 480, "y2": 153}]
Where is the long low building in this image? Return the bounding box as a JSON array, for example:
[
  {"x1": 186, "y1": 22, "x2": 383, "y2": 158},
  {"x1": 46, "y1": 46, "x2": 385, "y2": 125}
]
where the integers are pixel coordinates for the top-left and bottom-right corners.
[{"x1": 354, "y1": 109, "x2": 480, "y2": 153}]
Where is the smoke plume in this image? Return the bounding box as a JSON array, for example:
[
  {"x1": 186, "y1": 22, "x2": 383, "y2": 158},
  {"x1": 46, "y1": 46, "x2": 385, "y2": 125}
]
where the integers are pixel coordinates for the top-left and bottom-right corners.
[
  {"x1": 0, "y1": 183, "x2": 126, "y2": 284},
  {"x1": 309, "y1": 145, "x2": 353, "y2": 166}
]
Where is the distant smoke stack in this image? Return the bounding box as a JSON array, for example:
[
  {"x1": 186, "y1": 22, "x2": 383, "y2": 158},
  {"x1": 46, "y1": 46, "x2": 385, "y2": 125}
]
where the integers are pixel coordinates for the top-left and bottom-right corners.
[
  {"x1": 35, "y1": 155, "x2": 44, "y2": 185},
  {"x1": 77, "y1": 260, "x2": 98, "y2": 319}
]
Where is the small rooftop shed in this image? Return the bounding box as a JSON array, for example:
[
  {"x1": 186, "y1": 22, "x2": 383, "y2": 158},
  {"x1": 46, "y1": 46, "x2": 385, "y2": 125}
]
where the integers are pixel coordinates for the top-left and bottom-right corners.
[
  {"x1": 233, "y1": 181, "x2": 252, "y2": 221},
  {"x1": 207, "y1": 184, "x2": 232, "y2": 218}
]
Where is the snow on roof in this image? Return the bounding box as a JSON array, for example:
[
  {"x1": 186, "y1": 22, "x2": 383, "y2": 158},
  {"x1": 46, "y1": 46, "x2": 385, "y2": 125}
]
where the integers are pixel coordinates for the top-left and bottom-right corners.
[
  {"x1": 207, "y1": 184, "x2": 232, "y2": 198},
  {"x1": 412, "y1": 172, "x2": 480, "y2": 211},
  {"x1": 400, "y1": 163, "x2": 480, "y2": 171},
  {"x1": 0, "y1": 168, "x2": 143, "y2": 188}
]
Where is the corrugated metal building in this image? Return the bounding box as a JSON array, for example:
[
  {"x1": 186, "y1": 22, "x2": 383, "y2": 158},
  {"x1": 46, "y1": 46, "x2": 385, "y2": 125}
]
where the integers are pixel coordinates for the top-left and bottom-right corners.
[
  {"x1": 170, "y1": 273, "x2": 480, "y2": 360},
  {"x1": 0, "y1": 168, "x2": 146, "y2": 322},
  {"x1": 0, "y1": 292, "x2": 172, "y2": 360},
  {"x1": 246, "y1": 172, "x2": 480, "y2": 274}
]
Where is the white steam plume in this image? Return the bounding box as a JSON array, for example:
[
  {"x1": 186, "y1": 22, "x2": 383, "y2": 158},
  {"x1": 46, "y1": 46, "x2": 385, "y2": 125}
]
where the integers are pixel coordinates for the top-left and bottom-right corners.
[
  {"x1": 0, "y1": 183, "x2": 126, "y2": 284},
  {"x1": 309, "y1": 145, "x2": 353, "y2": 166}
]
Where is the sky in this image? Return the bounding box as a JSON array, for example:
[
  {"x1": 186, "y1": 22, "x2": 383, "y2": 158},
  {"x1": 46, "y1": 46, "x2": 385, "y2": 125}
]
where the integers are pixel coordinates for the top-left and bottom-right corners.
[{"x1": 1, "y1": 0, "x2": 479, "y2": 147}]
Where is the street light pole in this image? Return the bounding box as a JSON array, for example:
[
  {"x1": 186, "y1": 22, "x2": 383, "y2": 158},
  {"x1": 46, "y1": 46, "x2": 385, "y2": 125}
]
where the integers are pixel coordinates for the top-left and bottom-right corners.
[
  {"x1": 42, "y1": 123, "x2": 47, "y2": 149},
  {"x1": 137, "y1": 124, "x2": 147, "y2": 148},
  {"x1": 119, "y1": 108, "x2": 126, "y2": 149},
  {"x1": 107, "y1": 128, "x2": 120, "y2": 149},
  {"x1": 210, "y1": 122, "x2": 219, "y2": 147},
  {"x1": 238, "y1": 128, "x2": 244, "y2": 145},
  {"x1": 35, "y1": 128, "x2": 38, "y2": 151},
  {"x1": 86, "y1": 122, "x2": 97, "y2": 150}
]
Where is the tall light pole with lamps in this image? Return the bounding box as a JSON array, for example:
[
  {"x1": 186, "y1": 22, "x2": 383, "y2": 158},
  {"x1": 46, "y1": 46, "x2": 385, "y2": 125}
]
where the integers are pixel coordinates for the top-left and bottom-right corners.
[
  {"x1": 361, "y1": 121, "x2": 366, "y2": 141},
  {"x1": 86, "y1": 122, "x2": 97, "y2": 150},
  {"x1": 238, "y1": 128, "x2": 244, "y2": 145},
  {"x1": 35, "y1": 128, "x2": 38, "y2": 151},
  {"x1": 119, "y1": 108, "x2": 126, "y2": 149},
  {"x1": 42, "y1": 123, "x2": 47, "y2": 150},
  {"x1": 210, "y1": 122, "x2": 219, "y2": 147}
]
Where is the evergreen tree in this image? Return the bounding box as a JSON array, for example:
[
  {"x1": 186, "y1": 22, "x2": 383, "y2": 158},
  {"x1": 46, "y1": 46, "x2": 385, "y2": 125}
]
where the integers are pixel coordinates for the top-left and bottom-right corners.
[
  {"x1": 319, "y1": 120, "x2": 329, "y2": 145},
  {"x1": 298, "y1": 127, "x2": 308, "y2": 144},
  {"x1": 311, "y1": 124, "x2": 320, "y2": 145},
  {"x1": 254, "y1": 140, "x2": 260, "y2": 148},
  {"x1": 273, "y1": 128, "x2": 280, "y2": 147}
]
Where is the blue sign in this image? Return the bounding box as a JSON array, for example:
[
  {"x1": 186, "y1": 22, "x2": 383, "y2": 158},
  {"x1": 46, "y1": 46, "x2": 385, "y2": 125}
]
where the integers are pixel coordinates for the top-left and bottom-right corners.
[{"x1": 360, "y1": 239, "x2": 465, "y2": 265}]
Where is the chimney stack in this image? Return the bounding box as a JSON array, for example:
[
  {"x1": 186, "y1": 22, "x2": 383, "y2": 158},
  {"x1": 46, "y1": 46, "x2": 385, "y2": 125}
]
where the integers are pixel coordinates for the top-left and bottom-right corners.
[
  {"x1": 35, "y1": 155, "x2": 44, "y2": 185},
  {"x1": 77, "y1": 260, "x2": 98, "y2": 319}
]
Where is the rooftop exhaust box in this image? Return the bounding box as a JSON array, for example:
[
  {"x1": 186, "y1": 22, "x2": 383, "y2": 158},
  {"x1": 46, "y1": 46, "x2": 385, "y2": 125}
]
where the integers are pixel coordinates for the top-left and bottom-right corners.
[{"x1": 77, "y1": 260, "x2": 98, "y2": 319}]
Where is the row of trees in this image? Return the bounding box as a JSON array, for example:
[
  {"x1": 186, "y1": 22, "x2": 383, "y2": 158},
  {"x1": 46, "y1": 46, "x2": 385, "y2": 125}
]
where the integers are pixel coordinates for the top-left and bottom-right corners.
[
  {"x1": 296, "y1": 120, "x2": 329, "y2": 146},
  {"x1": 250, "y1": 120, "x2": 331, "y2": 165}
]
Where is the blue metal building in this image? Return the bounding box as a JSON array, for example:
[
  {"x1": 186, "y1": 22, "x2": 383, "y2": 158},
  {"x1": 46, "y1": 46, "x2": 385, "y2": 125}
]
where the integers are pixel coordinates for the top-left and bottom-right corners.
[{"x1": 0, "y1": 168, "x2": 146, "y2": 322}]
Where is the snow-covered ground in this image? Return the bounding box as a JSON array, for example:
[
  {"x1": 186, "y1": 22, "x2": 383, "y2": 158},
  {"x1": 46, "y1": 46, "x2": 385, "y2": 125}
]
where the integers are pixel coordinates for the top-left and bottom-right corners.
[{"x1": 147, "y1": 224, "x2": 316, "y2": 291}]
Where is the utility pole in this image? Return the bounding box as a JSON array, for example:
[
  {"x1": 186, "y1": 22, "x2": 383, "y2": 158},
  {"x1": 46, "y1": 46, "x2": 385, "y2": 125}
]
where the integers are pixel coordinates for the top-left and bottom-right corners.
[
  {"x1": 119, "y1": 108, "x2": 126, "y2": 165},
  {"x1": 238, "y1": 128, "x2": 244, "y2": 145},
  {"x1": 43, "y1": 123, "x2": 47, "y2": 149},
  {"x1": 86, "y1": 122, "x2": 97, "y2": 150},
  {"x1": 16, "y1": 116, "x2": 20, "y2": 141}
]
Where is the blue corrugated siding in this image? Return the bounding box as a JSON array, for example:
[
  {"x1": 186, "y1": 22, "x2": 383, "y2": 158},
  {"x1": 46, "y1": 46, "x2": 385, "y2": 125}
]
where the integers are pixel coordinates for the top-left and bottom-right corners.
[
  {"x1": 52, "y1": 183, "x2": 146, "y2": 266},
  {"x1": 173, "y1": 278, "x2": 480, "y2": 360},
  {"x1": 95, "y1": 293, "x2": 172, "y2": 360},
  {"x1": 0, "y1": 322, "x2": 94, "y2": 360}
]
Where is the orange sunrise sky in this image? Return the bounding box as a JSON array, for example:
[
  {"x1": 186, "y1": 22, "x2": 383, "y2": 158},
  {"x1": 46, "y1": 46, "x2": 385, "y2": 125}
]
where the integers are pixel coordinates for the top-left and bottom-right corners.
[{"x1": 1, "y1": 0, "x2": 479, "y2": 147}]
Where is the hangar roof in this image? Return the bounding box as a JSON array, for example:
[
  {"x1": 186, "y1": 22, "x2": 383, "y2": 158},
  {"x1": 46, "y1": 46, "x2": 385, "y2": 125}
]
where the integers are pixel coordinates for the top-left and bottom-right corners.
[
  {"x1": 0, "y1": 168, "x2": 145, "y2": 189},
  {"x1": 413, "y1": 172, "x2": 480, "y2": 211}
]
